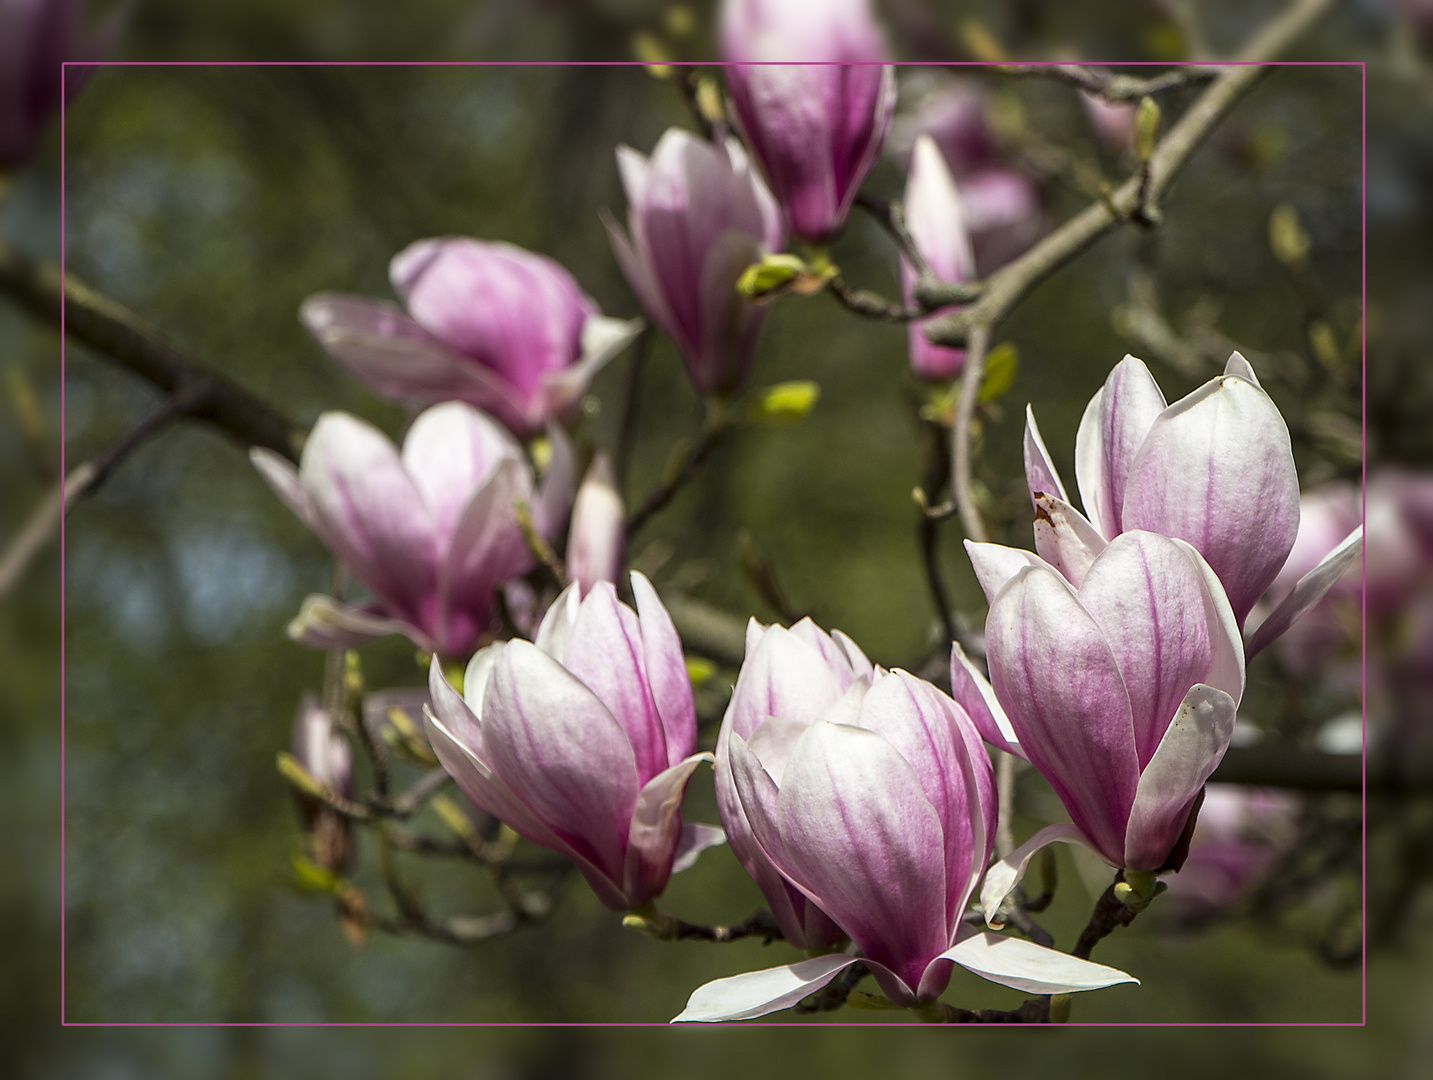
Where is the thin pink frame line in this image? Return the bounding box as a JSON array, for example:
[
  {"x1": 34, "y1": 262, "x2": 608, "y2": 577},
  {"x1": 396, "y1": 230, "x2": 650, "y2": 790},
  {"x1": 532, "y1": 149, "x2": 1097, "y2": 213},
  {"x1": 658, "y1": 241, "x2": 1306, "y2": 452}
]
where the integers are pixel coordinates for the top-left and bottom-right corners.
[{"x1": 56, "y1": 56, "x2": 1368, "y2": 1028}]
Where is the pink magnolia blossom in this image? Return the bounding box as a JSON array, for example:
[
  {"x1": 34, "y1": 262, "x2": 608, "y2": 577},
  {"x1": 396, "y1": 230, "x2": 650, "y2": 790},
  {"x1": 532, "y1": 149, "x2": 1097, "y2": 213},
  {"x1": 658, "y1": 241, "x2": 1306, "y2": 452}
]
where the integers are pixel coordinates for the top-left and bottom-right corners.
[
  {"x1": 301, "y1": 237, "x2": 640, "y2": 437},
  {"x1": 1020, "y1": 352, "x2": 1360, "y2": 641},
  {"x1": 289, "y1": 694, "x2": 354, "y2": 873},
  {"x1": 607, "y1": 128, "x2": 783, "y2": 394},
  {"x1": 682, "y1": 622, "x2": 1135, "y2": 1022},
  {"x1": 958, "y1": 530, "x2": 1245, "y2": 913},
  {"x1": 720, "y1": 0, "x2": 896, "y2": 242},
  {"x1": 251, "y1": 402, "x2": 574, "y2": 659},
  {"x1": 423, "y1": 574, "x2": 722, "y2": 912}
]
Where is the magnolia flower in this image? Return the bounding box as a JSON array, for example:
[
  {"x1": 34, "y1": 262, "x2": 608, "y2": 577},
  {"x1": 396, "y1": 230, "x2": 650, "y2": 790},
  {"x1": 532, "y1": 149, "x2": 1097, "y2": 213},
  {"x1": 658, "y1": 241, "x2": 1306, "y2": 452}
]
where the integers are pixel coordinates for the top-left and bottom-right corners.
[
  {"x1": 957, "y1": 530, "x2": 1246, "y2": 917},
  {"x1": 566, "y1": 452, "x2": 624, "y2": 597},
  {"x1": 713, "y1": 618, "x2": 870, "y2": 952},
  {"x1": 290, "y1": 694, "x2": 353, "y2": 874},
  {"x1": 902, "y1": 134, "x2": 974, "y2": 379},
  {"x1": 720, "y1": 0, "x2": 896, "y2": 242},
  {"x1": 680, "y1": 628, "x2": 1135, "y2": 1022},
  {"x1": 251, "y1": 402, "x2": 574, "y2": 659},
  {"x1": 424, "y1": 574, "x2": 723, "y2": 912},
  {"x1": 607, "y1": 128, "x2": 782, "y2": 394},
  {"x1": 1021, "y1": 352, "x2": 1362, "y2": 645},
  {"x1": 300, "y1": 237, "x2": 641, "y2": 437},
  {"x1": 886, "y1": 73, "x2": 1041, "y2": 272},
  {"x1": 1, "y1": 0, "x2": 121, "y2": 170}
]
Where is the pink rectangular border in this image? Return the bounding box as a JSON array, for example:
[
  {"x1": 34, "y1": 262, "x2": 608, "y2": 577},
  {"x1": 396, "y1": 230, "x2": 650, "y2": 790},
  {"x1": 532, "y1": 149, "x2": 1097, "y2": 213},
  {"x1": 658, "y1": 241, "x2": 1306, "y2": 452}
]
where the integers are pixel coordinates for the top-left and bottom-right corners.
[{"x1": 56, "y1": 57, "x2": 1369, "y2": 1029}]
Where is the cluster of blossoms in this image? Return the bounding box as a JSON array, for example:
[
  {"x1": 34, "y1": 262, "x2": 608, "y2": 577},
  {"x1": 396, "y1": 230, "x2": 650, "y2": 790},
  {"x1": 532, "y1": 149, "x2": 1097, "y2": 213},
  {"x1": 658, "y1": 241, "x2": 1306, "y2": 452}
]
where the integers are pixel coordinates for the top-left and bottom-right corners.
[{"x1": 228, "y1": 0, "x2": 1368, "y2": 1023}]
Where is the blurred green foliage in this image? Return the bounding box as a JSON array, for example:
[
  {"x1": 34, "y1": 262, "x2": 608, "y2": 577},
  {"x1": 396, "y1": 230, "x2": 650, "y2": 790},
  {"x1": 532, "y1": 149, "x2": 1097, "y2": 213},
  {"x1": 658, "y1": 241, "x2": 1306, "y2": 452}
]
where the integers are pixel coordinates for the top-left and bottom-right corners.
[{"x1": 1, "y1": 0, "x2": 1426, "y2": 1074}]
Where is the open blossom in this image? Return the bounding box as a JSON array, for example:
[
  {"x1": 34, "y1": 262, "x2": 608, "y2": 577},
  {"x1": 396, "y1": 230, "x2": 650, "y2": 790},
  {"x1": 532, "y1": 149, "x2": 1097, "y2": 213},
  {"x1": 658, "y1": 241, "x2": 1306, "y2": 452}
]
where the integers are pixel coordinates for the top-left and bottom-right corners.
[
  {"x1": 680, "y1": 622, "x2": 1135, "y2": 1022},
  {"x1": 424, "y1": 574, "x2": 723, "y2": 912},
  {"x1": 251, "y1": 402, "x2": 573, "y2": 659},
  {"x1": 565, "y1": 452, "x2": 624, "y2": 597},
  {"x1": 300, "y1": 237, "x2": 640, "y2": 437},
  {"x1": 607, "y1": 128, "x2": 783, "y2": 393},
  {"x1": 1021, "y1": 352, "x2": 1360, "y2": 642},
  {"x1": 720, "y1": 0, "x2": 896, "y2": 241},
  {"x1": 902, "y1": 134, "x2": 975, "y2": 379},
  {"x1": 1, "y1": 0, "x2": 121, "y2": 170},
  {"x1": 958, "y1": 530, "x2": 1246, "y2": 915}
]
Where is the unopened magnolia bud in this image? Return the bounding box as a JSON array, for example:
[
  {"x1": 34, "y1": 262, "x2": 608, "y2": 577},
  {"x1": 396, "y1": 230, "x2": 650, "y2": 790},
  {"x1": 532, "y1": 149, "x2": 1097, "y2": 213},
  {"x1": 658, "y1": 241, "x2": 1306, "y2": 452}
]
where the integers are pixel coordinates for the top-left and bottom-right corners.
[{"x1": 753, "y1": 381, "x2": 820, "y2": 422}]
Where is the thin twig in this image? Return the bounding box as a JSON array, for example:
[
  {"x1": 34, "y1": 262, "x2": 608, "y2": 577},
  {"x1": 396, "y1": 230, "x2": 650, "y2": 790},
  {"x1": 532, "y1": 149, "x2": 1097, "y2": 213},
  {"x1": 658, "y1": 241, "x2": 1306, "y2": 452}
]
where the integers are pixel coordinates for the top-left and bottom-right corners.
[
  {"x1": 950, "y1": 324, "x2": 991, "y2": 545},
  {"x1": 0, "y1": 238, "x2": 306, "y2": 461},
  {"x1": 924, "y1": 0, "x2": 1337, "y2": 352},
  {"x1": 0, "y1": 384, "x2": 210, "y2": 598},
  {"x1": 827, "y1": 274, "x2": 923, "y2": 322},
  {"x1": 993, "y1": 64, "x2": 1216, "y2": 103},
  {"x1": 794, "y1": 961, "x2": 867, "y2": 1013}
]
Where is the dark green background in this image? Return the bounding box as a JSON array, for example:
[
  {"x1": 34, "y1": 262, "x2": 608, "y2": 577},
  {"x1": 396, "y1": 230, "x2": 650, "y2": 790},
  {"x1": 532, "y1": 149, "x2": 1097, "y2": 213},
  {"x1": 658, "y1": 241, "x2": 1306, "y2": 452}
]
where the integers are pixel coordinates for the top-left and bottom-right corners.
[{"x1": 0, "y1": 0, "x2": 1418, "y2": 1074}]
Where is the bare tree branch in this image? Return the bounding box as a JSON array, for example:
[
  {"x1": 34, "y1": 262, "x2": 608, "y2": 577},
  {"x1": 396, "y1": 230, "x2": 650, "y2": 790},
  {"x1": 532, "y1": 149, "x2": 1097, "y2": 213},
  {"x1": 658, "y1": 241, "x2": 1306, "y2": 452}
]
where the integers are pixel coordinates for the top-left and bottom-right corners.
[
  {"x1": 0, "y1": 238, "x2": 307, "y2": 462},
  {"x1": 994, "y1": 64, "x2": 1216, "y2": 102}
]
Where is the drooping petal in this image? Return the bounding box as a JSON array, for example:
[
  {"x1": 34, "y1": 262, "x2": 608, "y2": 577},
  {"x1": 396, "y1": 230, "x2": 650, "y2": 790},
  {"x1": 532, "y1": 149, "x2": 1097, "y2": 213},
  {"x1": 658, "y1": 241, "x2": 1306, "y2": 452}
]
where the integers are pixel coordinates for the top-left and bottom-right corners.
[
  {"x1": 1032, "y1": 492, "x2": 1107, "y2": 587},
  {"x1": 1074, "y1": 356, "x2": 1167, "y2": 539},
  {"x1": 1075, "y1": 531, "x2": 1217, "y2": 767},
  {"x1": 1023, "y1": 404, "x2": 1068, "y2": 505},
  {"x1": 480, "y1": 640, "x2": 640, "y2": 883},
  {"x1": 949, "y1": 643, "x2": 1025, "y2": 760},
  {"x1": 940, "y1": 925, "x2": 1139, "y2": 996},
  {"x1": 671, "y1": 954, "x2": 860, "y2": 1023},
  {"x1": 985, "y1": 566, "x2": 1139, "y2": 864},
  {"x1": 1245, "y1": 526, "x2": 1364, "y2": 661},
  {"x1": 1123, "y1": 683, "x2": 1238, "y2": 870},
  {"x1": 284, "y1": 593, "x2": 427, "y2": 652},
  {"x1": 1122, "y1": 373, "x2": 1300, "y2": 624},
  {"x1": 979, "y1": 823, "x2": 1099, "y2": 924},
  {"x1": 671, "y1": 822, "x2": 727, "y2": 875},
  {"x1": 623, "y1": 752, "x2": 715, "y2": 906},
  {"x1": 631, "y1": 572, "x2": 698, "y2": 766},
  {"x1": 540, "y1": 315, "x2": 644, "y2": 423},
  {"x1": 250, "y1": 448, "x2": 319, "y2": 533}
]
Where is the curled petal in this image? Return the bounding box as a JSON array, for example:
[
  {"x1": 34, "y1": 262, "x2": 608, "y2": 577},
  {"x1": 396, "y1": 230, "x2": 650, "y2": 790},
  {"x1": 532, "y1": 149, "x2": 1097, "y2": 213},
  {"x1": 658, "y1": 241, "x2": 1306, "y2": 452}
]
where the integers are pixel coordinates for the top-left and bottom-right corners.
[
  {"x1": 671, "y1": 954, "x2": 859, "y2": 1023},
  {"x1": 623, "y1": 752, "x2": 715, "y2": 906},
  {"x1": 1123, "y1": 683, "x2": 1238, "y2": 870},
  {"x1": 671, "y1": 822, "x2": 727, "y2": 875},
  {"x1": 979, "y1": 823, "x2": 1098, "y2": 925},
  {"x1": 940, "y1": 925, "x2": 1138, "y2": 996},
  {"x1": 1245, "y1": 525, "x2": 1364, "y2": 661}
]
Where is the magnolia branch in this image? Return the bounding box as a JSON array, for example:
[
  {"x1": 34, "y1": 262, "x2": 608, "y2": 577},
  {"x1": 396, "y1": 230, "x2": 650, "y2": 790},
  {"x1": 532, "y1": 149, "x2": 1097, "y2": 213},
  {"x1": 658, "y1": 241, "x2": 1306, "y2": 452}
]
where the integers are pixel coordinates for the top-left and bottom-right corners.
[
  {"x1": 993, "y1": 64, "x2": 1216, "y2": 102},
  {"x1": 924, "y1": 0, "x2": 1336, "y2": 547},
  {"x1": 0, "y1": 238, "x2": 307, "y2": 461},
  {"x1": 626, "y1": 396, "x2": 738, "y2": 535}
]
